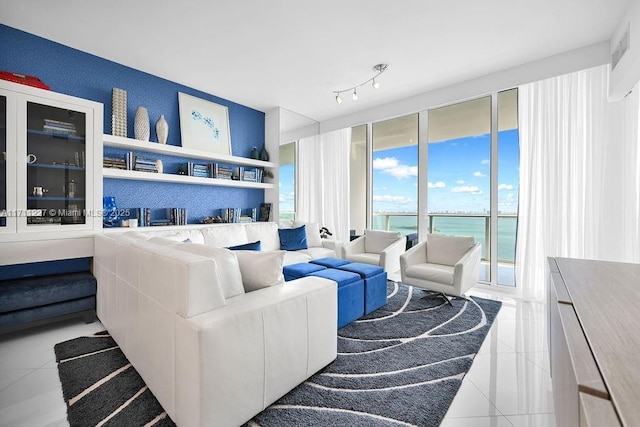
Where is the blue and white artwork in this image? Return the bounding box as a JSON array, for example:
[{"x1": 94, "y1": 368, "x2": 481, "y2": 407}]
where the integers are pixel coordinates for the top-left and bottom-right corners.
[{"x1": 178, "y1": 92, "x2": 231, "y2": 155}]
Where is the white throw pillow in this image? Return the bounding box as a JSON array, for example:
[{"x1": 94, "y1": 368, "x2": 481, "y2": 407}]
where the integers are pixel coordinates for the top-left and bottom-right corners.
[
  {"x1": 278, "y1": 220, "x2": 295, "y2": 229},
  {"x1": 293, "y1": 220, "x2": 323, "y2": 248},
  {"x1": 176, "y1": 244, "x2": 245, "y2": 299},
  {"x1": 426, "y1": 233, "x2": 475, "y2": 266},
  {"x1": 364, "y1": 229, "x2": 403, "y2": 254},
  {"x1": 234, "y1": 250, "x2": 285, "y2": 292},
  {"x1": 202, "y1": 224, "x2": 249, "y2": 248},
  {"x1": 245, "y1": 222, "x2": 280, "y2": 251}
]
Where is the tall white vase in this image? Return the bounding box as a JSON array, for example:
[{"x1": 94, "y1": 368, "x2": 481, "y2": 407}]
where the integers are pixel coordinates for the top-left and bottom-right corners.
[
  {"x1": 155, "y1": 115, "x2": 169, "y2": 144},
  {"x1": 134, "y1": 106, "x2": 150, "y2": 141}
]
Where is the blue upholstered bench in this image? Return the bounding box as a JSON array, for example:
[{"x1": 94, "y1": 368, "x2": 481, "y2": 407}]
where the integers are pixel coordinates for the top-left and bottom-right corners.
[
  {"x1": 308, "y1": 268, "x2": 364, "y2": 328},
  {"x1": 337, "y1": 262, "x2": 387, "y2": 314},
  {"x1": 0, "y1": 271, "x2": 97, "y2": 333}
]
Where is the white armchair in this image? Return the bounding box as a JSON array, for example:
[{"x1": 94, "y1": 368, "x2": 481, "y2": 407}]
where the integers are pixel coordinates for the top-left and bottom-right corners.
[
  {"x1": 342, "y1": 229, "x2": 406, "y2": 273},
  {"x1": 400, "y1": 233, "x2": 481, "y2": 302}
]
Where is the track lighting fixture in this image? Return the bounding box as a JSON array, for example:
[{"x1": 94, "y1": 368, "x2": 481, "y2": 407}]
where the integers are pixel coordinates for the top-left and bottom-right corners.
[{"x1": 333, "y1": 63, "x2": 388, "y2": 104}]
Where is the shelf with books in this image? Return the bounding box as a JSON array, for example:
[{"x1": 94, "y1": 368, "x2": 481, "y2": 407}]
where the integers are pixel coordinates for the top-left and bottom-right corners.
[
  {"x1": 103, "y1": 167, "x2": 274, "y2": 189},
  {"x1": 103, "y1": 134, "x2": 275, "y2": 168}
]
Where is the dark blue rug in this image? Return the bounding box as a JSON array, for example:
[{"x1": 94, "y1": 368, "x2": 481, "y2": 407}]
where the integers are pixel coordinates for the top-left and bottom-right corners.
[{"x1": 248, "y1": 282, "x2": 501, "y2": 426}]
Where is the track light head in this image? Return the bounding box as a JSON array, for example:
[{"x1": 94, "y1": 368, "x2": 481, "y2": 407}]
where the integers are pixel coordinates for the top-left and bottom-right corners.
[
  {"x1": 372, "y1": 78, "x2": 380, "y2": 89},
  {"x1": 352, "y1": 88, "x2": 358, "y2": 100},
  {"x1": 335, "y1": 93, "x2": 342, "y2": 104}
]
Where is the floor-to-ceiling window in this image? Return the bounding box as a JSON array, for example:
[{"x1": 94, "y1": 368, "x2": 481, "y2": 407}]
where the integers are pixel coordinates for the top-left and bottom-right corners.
[
  {"x1": 425, "y1": 90, "x2": 519, "y2": 286},
  {"x1": 371, "y1": 114, "x2": 419, "y2": 235},
  {"x1": 427, "y1": 96, "x2": 493, "y2": 281},
  {"x1": 279, "y1": 142, "x2": 295, "y2": 221}
]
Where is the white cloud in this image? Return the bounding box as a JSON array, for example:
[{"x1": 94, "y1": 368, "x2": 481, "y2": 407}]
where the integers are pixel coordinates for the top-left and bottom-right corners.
[
  {"x1": 373, "y1": 156, "x2": 417, "y2": 179},
  {"x1": 452, "y1": 185, "x2": 483, "y2": 195},
  {"x1": 428, "y1": 181, "x2": 446, "y2": 188},
  {"x1": 498, "y1": 183, "x2": 514, "y2": 191},
  {"x1": 456, "y1": 180, "x2": 465, "y2": 184},
  {"x1": 473, "y1": 171, "x2": 486, "y2": 178},
  {"x1": 372, "y1": 195, "x2": 414, "y2": 204},
  {"x1": 372, "y1": 157, "x2": 398, "y2": 169},
  {"x1": 480, "y1": 159, "x2": 490, "y2": 165}
]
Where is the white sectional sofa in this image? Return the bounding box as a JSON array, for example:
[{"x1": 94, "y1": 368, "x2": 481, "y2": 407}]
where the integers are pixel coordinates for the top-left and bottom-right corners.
[{"x1": 93, "y1": 221, "x2": 340, "y2": 427}]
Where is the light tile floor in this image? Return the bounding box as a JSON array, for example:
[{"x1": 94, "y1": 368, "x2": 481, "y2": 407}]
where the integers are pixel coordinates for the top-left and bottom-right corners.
[{"x1": 0, "y1": 285, "x2": 554, "y2": 427}]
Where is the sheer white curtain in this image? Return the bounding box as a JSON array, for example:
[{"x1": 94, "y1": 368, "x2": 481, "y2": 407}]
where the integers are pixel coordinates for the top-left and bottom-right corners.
[
  {"x1": 296, "y1": 128, "x2": 351, "y2": 241},
  {"x1": 517, "y1": 64, "x2": 640, "y2": 301}
]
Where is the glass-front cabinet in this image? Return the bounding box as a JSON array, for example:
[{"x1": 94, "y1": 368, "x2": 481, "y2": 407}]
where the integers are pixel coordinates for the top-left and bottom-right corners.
[{"x1": 0, "y1": 80, "x2": 102, "y2": 242}]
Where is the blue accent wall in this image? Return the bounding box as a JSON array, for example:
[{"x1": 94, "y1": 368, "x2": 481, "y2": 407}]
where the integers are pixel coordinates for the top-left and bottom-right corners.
[{"x1": 0, "y1": 24, "x2": 265, "y2": 223}]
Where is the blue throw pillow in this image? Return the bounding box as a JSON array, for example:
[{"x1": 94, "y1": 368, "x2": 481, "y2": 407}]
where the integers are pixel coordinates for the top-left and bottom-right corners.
[
  {"x1": 278, "y1": 225, "x2": 308, "y2": 251},
  {"x1": 227, "y1": 240, "x2": 262, "y2": 251}
]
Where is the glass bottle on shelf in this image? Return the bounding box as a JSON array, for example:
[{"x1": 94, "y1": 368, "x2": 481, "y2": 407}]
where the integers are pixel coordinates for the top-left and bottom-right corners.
[{"x1": 25, "y1": 101, "x2": 87, "y2": 226}]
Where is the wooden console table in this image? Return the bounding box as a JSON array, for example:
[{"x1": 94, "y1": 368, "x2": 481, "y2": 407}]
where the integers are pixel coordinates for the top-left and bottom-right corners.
[{"x1": 548, "y1": 257, "x2": 640, "y2": 427}]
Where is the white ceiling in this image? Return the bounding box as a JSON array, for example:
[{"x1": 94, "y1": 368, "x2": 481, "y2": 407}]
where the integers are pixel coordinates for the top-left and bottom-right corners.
[{"x1": 0, "y1": 0, "x2": 629, "y2": 126}]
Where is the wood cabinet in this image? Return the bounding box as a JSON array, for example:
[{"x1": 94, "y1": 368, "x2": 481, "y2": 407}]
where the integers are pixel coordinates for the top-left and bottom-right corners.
[{"x1": 547, "y1": 257, "x2": 640, "y2": 427}]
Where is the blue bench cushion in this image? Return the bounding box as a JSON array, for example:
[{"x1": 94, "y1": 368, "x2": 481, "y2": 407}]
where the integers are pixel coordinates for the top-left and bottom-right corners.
[
  {"x1": 283, "y1": 262, "x2": 326, "y2": 281},
  {"x1": 337, "y1": 262, "x2": 384, "y2": 278},
  {"x1": 0, "y1": 272, "x2": 97, "y2": 314},
  {"x1": 309, "y1": 268, "x2": 361, "y2": 287},
  {"x1": 0, "y1": 296, "x2": 95, "y2": 328},
  {"x1": 310, "y1": 257, "x2": 351, "y2": 269}
]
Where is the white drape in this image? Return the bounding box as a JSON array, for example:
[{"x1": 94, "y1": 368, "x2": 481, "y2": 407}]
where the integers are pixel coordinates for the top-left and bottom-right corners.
[
  {"x1": 296, "y1": 128, "x2": 351, "y2": 241},
  {"x1": 517, "y1": 65, "x2": 640, "y2": 301}
]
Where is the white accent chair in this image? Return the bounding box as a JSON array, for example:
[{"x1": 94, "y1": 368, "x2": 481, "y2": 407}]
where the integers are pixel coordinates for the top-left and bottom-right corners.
[
  {"x1": 400, "y1": 233, "x2": 482, "y2": 303},
  {"x1": 341, "y1": 229, "x2": 406, "y2": 273}
]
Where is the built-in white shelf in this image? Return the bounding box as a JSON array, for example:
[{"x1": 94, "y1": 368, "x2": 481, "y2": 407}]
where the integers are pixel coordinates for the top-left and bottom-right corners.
[
  {"x1": 102, "y1": 134, "x2": 275, "y2": 189},
  {"x1": 103, "y1": 134, "x2": 276, "y2": 168},
  {"x1": 103, "y1": 167, "x2": 274, "y2": 189}
]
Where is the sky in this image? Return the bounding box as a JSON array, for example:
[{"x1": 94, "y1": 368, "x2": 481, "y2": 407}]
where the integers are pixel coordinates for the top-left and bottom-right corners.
[
  {"x1": 373, "y1": 129, "x2": 519, "y2": 214},
  {"x1": 279, "y1": 129, "x2": 519, "y2": 216}
]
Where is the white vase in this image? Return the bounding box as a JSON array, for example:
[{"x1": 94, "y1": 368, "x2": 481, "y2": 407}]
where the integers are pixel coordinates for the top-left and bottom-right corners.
[
  {"x1": 134, "y1": 106, "x2": 150, "y2": 141},
  {"x1": 155, "y1": 115, "x2": 169, "y2": 144}
]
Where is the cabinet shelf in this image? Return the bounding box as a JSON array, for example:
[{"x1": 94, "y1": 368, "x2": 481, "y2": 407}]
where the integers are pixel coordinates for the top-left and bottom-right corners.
[
  {"x1": 28, "y1": 129, "x2": 85, "y2": 141},
  {"x1": 103, "y1": 134, "x2": 276, "y2": 168},
  {"x1": 27, "y1": 196, "x2": 85, "y2": 201},
  {"x1": 28, "y1": 163, "x2": 85, "y2": 171},
  {"x1": 103, "y1": 167, "x2": 274, "y2": 189}
]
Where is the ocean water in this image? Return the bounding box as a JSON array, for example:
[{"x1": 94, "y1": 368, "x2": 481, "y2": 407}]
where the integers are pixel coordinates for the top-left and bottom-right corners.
[
  {"x1": 373, "y1": 215, "x2": 517, "y2": 263},
  {"x1": 279, "y1": 212, "x2": 517, "y2": 263}
]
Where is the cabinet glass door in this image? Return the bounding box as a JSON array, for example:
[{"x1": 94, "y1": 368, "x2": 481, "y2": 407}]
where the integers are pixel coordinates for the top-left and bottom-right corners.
[
  {"x1": 25, "y1": 101, "x2": 87, "y2": 226},
  {"x1": 0, "y1": 95, "x2": 6, "y2": 228}
]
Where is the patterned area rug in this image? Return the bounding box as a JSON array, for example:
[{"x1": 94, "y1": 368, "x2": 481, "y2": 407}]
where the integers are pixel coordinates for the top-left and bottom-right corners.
[
  {"x1": 54, "y1": 331, "x2": 176, "y2": 427},
  {"x1": 248, "y1": 283, "x2": 501, "y2": 426},
  {"x1": 55, "y1": 283, "x2": 500, "y2": 426}
]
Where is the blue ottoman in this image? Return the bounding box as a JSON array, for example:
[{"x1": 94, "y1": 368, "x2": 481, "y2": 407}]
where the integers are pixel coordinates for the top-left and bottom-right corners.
[
  {"x1": 338, "y1": 262, "x2": 388, "y2": 314},
  {"x1": 310, "y1": 257, "x2": 351, "y2": 268},
  {"x1": 283, "y1": 262, "x2": 326, "y2": 281},
  {"x1": 309, "y1": 268, "x2": 364, "y2": 328}
]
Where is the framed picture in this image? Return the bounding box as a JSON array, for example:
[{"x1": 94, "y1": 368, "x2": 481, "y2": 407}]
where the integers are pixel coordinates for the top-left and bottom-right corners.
[{"x1": 178, "y1": 92, "x2": 232, "y2": 155}]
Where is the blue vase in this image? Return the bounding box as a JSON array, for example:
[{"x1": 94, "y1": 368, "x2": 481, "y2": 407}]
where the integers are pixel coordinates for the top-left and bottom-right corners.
[{"x1": 103, "y1": 196, "x2": 119, "y2": 227}]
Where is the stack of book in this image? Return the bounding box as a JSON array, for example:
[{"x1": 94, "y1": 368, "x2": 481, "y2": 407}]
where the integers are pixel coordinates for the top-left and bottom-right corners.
[
  {"x1": 168, "y1": 208, "x2": 187, "y2": 225},
  {"x1": 103, "y1": 156, "x2": 126, "y2": 170},
  {"x1": 130, "y1": 208, "x2": 151, "y2": 227},
  {"x1": 43, "y1": 118, "x2": 76, "y2": 135},
  {"x1": 221, "y1": 208, "x2": 242, "y2": 223},
  {"x1": 213, "y1": 164, "x2": 234, "y2": 180},
  {"x1": 185, "y1": 162, "x2": 209, "y2": 178},
  {"x1": 135, "y1": 157, "x2": 158, "y2": 173}
]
